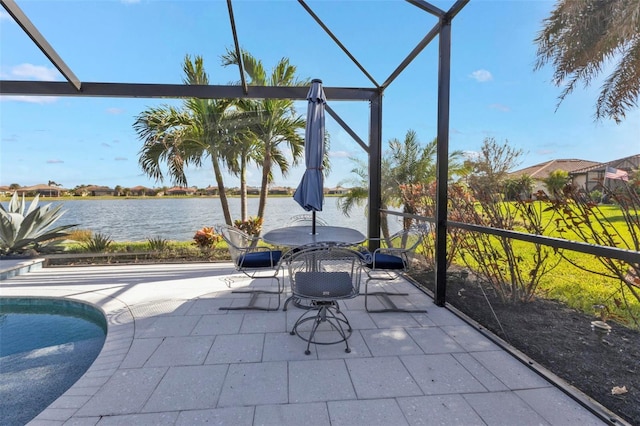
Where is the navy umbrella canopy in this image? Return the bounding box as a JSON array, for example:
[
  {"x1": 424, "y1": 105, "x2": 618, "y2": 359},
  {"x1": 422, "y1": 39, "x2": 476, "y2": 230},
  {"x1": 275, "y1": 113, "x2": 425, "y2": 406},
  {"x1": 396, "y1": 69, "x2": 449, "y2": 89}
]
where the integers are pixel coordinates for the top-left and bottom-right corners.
[{"x1": 293, "y1": 79, "x2": 326, "y2": 234}]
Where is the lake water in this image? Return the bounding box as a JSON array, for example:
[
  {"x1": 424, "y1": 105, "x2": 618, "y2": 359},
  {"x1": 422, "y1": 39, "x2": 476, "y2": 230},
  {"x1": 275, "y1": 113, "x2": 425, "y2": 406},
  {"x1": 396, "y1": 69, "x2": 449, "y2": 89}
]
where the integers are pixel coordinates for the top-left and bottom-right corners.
[{"x1": 29, "y1": 197, "x2": 398, "y2": 242}]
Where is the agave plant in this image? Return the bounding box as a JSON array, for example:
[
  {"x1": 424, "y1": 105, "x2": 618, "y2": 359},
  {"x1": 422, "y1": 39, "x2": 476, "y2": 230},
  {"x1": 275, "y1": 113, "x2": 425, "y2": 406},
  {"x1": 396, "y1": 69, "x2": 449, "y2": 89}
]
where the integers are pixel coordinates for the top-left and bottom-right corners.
[{"x1": 0, "y1": 192, "x2": 77, "y2": 256}]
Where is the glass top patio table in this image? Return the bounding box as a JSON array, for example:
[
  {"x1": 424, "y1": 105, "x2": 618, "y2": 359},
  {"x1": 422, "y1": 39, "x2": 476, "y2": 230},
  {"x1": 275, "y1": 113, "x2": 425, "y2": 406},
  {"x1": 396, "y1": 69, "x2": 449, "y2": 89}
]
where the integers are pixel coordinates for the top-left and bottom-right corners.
[{"x1": 262, "y1": 226, "x2": 365, "y2": 248}]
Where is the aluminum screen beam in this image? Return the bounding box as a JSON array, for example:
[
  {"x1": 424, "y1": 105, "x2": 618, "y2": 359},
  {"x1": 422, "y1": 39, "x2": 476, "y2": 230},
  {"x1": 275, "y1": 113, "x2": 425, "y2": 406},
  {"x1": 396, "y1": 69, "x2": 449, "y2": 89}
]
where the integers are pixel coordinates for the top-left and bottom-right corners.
[
  {"x1": 446, "y1": 0, "x2": 470, "y2": 20},
  {"x1": 326, "y1": 104, "x2": 369, "y2": 153},
  {"x1": 434, "y1": 16, "x2": 452, "y2": 307},
  {"x1": 368, "y1": 92, "x2": 383, "y2": 251},
  {"x1": 0, "y1": 81, "x2": 377, "y2": 101},
  {"x1": 1, "y1": 0, "x2": 81, "y2": 91},
  {"x1": 405, "y1": 0, "x2": 446, "y2": 18},
  {"x1": 298, "y1": 0, "x2": 380, "y2": 88},
  {"x1": 382, "y1": 21, "x2": 441, "y2": 90},
  {"x1": 227, "y1": 0, "x2": 248, "y2": 95}
]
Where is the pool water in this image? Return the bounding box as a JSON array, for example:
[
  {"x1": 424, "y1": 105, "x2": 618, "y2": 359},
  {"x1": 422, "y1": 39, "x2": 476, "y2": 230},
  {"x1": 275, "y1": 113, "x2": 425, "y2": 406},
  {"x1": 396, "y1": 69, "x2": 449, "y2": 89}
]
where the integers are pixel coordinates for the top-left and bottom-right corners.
[{"x1": 0, "y1": 298, "x2": 107, "y2": 426}]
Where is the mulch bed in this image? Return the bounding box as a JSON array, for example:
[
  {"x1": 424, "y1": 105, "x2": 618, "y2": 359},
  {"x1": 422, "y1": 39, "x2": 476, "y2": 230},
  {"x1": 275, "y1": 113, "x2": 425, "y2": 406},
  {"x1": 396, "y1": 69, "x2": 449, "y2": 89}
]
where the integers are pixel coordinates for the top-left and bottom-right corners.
[{"x1": 410, "y1": 270, "x2": 640, "y2": 425}]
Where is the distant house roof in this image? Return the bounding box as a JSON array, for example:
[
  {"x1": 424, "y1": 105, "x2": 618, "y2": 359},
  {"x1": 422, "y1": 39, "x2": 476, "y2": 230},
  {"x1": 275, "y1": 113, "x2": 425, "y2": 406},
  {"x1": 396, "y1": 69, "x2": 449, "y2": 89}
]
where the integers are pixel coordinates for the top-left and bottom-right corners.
[
  {"x1": 130, "y1": 185, "x2": 151, "y2": 191},
  {"x1": 16, "y1": 184, "x2": 68, "y2": 195},
  {"x1": 509, "y1": 159, "x2": 600, "y2": 179},
  {"x1": 20, "y1": 183, "x2": 68, "y2": 191},
  {"x1": 166, "y1": 186, "x2": 196, "y2": 194},
  {"x1": 571, "y1": 154, "x2": 640, "y2": 174},
  {"x1": 83, "y1": 185, "x2": 113, "y2": 191}
]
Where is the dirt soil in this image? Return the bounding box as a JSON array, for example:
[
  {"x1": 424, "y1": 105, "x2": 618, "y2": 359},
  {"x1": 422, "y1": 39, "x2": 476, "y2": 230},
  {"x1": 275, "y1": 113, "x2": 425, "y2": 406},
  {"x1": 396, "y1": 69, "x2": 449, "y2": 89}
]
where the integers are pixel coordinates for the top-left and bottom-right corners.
[{"x1": 410, "y1": 270, "x2": 640, "y2": 425}]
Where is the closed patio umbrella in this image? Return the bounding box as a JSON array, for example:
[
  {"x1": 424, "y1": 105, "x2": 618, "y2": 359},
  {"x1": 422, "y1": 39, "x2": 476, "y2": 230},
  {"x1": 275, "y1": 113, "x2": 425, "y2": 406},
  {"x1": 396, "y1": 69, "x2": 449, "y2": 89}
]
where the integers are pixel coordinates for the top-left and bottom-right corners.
[{"x1": 293, "y1": 79, "x2": 326, "y2": 235}]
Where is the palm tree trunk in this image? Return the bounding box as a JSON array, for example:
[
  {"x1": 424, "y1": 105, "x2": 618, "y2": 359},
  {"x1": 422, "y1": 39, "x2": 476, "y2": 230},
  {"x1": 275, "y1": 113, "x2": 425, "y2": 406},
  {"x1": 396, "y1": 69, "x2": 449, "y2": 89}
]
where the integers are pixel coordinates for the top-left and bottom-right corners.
[
  {"x1": 240, "y1": 156, "x2": 248, "y2": 221},
  {"x1": 256, "y1": 151, "x2": 271, "y2": 221},
  {"x1": 380, "y1": 207, "x2": 391, "y2": 243},
  {"x1": 211, "y1": 159, "x2": 233, "y2": 225}
]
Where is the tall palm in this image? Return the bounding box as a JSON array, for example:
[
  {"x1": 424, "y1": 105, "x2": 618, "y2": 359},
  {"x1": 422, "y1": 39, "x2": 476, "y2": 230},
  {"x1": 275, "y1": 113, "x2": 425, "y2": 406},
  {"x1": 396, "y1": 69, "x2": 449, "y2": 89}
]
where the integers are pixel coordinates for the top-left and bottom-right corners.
[
  {"x1": 134, "y1": 55, "x2": 245, "y2": 225},
  {"x1": 224, "y1": 106, "x2": 262, "y2": 222},
  {"x1": 534, "y1": 0, "x2": 640, "y2": 123},
  {"x1": 222, "y1": 49, "x2": 307, "y2": 220}
]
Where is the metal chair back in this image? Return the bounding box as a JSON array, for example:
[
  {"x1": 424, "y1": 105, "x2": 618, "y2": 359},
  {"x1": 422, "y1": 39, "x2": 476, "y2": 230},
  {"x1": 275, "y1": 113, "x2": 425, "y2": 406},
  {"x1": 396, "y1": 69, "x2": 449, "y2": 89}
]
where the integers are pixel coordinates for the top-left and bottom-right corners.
[{"x1": 288, "y1": 246, "x2": 363, "y2": 301}]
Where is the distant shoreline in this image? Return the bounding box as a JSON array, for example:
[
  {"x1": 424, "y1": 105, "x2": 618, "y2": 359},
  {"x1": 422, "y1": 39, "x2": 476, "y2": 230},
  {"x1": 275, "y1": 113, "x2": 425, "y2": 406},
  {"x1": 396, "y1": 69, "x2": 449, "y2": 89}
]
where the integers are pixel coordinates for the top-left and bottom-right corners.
[{"x1": 0, "y1": 194, "x2": 343, "y2": 202}]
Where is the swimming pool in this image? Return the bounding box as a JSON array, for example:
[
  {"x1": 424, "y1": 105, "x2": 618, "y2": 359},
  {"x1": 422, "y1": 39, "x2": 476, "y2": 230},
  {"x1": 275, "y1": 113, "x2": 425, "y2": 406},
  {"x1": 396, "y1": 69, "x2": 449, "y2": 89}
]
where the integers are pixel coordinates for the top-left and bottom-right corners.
[{"x1": 0, "y1": 297, "x2": 107, "y2": 426}]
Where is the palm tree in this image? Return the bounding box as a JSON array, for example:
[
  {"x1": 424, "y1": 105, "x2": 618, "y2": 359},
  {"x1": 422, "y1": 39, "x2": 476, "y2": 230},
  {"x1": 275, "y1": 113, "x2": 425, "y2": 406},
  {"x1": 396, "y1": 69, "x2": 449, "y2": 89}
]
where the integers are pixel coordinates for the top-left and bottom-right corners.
[
  {"x1": 338, "y1": 130, "x2": 466, "y2": 239},
  {"x1": 133, "y1": 55, "x2": 249, "y2": 225},
  {"x1": 338, "y1": 156, "x2": 394, "y2": 240},
  {"x1": 543, "y1": 169, "x2": 570, "y2": 198},
  {"x1": 222, "y1": 49, "x2": 307, "y2": 220},
  {"x1": 534, "y1": 0, "x2": 640, "y2": 123},
  {"x1": 224, "y1": 102, "x2": 262, "y2": 222}
]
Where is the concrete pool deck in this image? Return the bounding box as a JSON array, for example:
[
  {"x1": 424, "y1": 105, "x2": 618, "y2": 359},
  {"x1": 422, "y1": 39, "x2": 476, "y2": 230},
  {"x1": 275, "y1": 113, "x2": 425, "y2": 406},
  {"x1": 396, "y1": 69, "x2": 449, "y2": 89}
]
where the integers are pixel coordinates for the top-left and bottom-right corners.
[{"x1": 0, "y1": 261, "x2": 624, "y2": 425}]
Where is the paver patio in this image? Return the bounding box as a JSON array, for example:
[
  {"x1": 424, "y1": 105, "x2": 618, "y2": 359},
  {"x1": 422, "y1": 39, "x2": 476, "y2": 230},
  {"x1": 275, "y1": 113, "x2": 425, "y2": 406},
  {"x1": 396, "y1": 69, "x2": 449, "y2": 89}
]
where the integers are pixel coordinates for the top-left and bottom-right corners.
[{"x1": 0, "y1": 260, "x2": 615, "y2": 425}]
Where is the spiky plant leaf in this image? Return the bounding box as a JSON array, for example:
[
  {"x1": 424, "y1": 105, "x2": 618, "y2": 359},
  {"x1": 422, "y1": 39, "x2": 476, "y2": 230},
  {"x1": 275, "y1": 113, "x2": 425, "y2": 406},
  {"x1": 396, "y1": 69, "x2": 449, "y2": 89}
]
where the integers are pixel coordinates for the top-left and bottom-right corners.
[{"x1": 0, "y1": 193, "x2": 77, "y2": 255}]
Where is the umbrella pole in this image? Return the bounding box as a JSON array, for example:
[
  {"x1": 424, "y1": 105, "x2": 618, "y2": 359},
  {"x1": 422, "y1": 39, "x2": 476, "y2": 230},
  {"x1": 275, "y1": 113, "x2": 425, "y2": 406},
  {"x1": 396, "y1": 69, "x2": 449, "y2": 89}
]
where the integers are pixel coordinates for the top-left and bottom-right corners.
[{"x1": 312, "y1": 211, "x2": 316, "y2": 235}]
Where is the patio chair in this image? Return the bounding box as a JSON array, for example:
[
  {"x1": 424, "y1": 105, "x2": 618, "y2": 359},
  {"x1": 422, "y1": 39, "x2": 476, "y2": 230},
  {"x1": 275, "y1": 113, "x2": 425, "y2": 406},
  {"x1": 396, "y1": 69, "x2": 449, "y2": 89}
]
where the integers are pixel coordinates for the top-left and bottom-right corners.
[
  {"x1": 216, "y1": 224, "x2": 285, "y2": 311},
  {"x1": 361, "y1": 225, "x2": 428, "y2": 313},
  {"x1": 287, "y1": 246, "x2": 363, "y2": 354},
  {"x1": 286, "y1": 214, "x2": 328, "y2": 227}
]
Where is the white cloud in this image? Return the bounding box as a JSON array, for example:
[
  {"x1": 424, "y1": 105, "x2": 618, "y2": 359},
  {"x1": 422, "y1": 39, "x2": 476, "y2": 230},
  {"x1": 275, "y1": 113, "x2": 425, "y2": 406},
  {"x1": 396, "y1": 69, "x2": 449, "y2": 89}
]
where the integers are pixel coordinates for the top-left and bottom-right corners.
[
  {"x1": 106, "y1": 107, "x2": 125, "y2": 115},
  {"x1": 0, "y1": 95, "x2": 58, "y2": 104},
  {"x1": 469, "y1": 69, "x2": 493, "y2": 82},
  {"x1": 0, "y1": 10, "x2": 10, "y2": 20},
  {"x1": 12, "y1": 63, "x2": 60, "y2": 81},
  {"x1": 489, "y1": 103, "x2": 510, "y2": 112},
  {"x1": 46, "y1": 159, "x2": 64, "y2": 164},
  {"x1": 115, "y1": 157, "x2": 128, "y2": 161}
]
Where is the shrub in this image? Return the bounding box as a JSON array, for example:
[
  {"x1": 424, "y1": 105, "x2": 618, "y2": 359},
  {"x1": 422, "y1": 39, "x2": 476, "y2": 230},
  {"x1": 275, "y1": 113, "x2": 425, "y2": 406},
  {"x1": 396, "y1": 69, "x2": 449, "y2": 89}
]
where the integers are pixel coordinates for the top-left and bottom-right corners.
[
  {"x1": 67, "y1": 229, "x2": 92, "y2": 242},
  {"x1": 147, "y1": 236, "x2": 169, "y2": 251},
  {"x1": 234, "y1": 216, "x2": 263, "y2": 236},
  {"x1": 399, "y1": 182, "x2": 466, "y2": 270},
  {"x1": 589, "y1": 189, "x2": 602, "y2": 202},
  {"x1": 451, "y1": 188, "x2": 562, "y2": 303},
  {"x1": 81, "y1": 232, "x2": 113, "y2": 252},
  {"x1": 193, "y1": 227, "x2": 221, "y2": 250},
  {"x1": 546, "y1": 182, "x2": 640, "y2": 327},
  {"x1": 0, "y1": 192, "x2": 76, "y2": 256}
]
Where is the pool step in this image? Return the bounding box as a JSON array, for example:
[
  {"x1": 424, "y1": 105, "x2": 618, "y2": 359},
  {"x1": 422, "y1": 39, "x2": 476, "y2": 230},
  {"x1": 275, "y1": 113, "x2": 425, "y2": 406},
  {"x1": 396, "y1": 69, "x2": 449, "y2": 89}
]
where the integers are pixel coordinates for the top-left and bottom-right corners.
[{"x1": 0, "y1": 258, "x2": 45, "y2": 281}]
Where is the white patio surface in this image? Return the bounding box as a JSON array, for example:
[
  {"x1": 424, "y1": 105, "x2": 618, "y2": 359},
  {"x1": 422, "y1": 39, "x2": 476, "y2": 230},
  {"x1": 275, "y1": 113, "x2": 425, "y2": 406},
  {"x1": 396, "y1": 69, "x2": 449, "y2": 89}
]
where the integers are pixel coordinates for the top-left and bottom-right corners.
[{"x1": 0, "y1": 261, "x2": 613, "y2": 425}]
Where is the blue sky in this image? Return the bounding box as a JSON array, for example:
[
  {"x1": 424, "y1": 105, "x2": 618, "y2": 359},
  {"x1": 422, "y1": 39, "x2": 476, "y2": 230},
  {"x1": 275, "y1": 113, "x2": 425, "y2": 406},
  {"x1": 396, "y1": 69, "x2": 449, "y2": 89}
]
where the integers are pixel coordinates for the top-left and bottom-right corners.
[{"x1": 1, "y1": 0, "x2": 638, "y2": 190}]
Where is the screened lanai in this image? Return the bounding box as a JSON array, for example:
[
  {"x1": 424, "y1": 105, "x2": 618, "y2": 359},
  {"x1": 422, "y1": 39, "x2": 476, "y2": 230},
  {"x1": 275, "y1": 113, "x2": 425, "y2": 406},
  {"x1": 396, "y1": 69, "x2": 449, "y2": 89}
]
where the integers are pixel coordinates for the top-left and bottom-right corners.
[
  {"x1": 1, "y1": 0, "x2": 638, "y2": 307},
  {"x1": 1, "y1": 0, "x2": 471, "y2": 305},
  {"x1": 3, "y1": 2, "x2": 640, "y2": 424}
]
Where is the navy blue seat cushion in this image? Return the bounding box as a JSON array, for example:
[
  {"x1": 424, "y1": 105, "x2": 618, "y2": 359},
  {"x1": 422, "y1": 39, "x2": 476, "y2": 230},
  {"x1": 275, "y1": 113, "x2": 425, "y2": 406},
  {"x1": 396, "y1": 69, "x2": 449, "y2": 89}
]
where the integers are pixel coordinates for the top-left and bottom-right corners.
[
  {"x1": 368, "y1": 252, "x2": 404, "y2": 270},
  {"x1": 294, "y1": 271, "x2": 353, "y2": 298},
  {"x1": 237, "y1": 250, "x2": 282, "y2": 268}
]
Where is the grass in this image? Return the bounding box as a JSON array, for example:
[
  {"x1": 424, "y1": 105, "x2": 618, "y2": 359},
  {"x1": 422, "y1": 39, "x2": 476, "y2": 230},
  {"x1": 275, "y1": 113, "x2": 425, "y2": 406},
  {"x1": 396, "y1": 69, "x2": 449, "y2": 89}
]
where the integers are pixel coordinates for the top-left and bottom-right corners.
[{"x1": 504, "y1": 238, "x2": 639, "y2": 325}]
